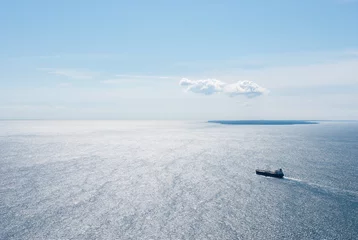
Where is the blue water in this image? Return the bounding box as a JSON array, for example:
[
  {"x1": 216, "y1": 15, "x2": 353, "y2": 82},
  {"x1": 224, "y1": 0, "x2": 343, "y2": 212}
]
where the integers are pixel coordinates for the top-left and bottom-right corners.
[{"x1": 0, "y1": 121, "x2": 357, "y2": 239}]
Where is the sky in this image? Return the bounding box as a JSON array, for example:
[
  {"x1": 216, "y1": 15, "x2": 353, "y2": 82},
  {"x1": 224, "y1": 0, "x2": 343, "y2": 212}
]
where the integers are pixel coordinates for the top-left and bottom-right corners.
[{"x1": 0, "y1": 0, "x2": 358, "y2": 120}]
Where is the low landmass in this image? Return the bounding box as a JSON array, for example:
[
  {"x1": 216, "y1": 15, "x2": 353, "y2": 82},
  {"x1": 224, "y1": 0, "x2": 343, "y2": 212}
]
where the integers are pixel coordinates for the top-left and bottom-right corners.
[{"x1": 208, "y1": 120, "x2": 319, "y2": 125}]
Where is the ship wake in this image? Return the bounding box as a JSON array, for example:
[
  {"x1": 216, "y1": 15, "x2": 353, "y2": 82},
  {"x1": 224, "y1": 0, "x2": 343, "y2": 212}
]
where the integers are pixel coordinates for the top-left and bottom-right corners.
[{"x1": 284, "y1": 177, "x2": 358, "y2": 201}]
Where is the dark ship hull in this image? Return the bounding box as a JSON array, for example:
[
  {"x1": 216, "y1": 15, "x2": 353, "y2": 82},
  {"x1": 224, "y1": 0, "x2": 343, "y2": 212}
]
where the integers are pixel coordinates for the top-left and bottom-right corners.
[{"x1": 256, "y1": 169, "x2": 284, "y2": 178}]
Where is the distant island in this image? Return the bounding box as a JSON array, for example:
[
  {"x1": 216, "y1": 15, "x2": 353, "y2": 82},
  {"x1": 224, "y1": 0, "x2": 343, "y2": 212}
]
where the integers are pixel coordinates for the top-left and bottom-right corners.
[{"x1": 208, "y1": 120, "x2": 319, "y2": 125}]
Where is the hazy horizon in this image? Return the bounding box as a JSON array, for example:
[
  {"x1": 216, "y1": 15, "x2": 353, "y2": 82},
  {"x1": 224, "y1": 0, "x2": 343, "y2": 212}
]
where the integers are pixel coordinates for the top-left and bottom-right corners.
[{"x1": 1, "y1": 118, "x2": 358, "y2": 121}]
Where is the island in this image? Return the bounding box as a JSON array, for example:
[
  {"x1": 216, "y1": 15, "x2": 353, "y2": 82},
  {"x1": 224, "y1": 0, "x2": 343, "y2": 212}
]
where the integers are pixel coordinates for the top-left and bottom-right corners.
[{"x1": 208, "y1": 120, "x2": 318, "y2": 125}]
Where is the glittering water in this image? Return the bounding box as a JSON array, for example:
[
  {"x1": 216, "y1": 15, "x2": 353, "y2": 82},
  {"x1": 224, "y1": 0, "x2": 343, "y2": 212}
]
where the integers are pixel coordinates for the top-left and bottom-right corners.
[{"x1": 0, "y1": 121, "x2": 357, "y2": 240}]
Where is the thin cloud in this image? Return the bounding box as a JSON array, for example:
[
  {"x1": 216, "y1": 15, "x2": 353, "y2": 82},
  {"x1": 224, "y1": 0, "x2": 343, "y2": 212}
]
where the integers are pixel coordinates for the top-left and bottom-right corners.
[
  {"x1": 115, "y1": 74, "x2": 178, "y2": 79},
  {"x1": 173, "y1": 49, "x2": 358, "y2": 73},
  {"x1": 101, "y1": 79, "x2": 123, "y2": 84},
  {"x1": 57, "y1": 83, "x2": 72, "y2": 87},
  {"x1": 346, "y1": 50, "x2": 358, "y2": 56},
  {"x1": 101, "y1": 78, "x2": 153, "y2": 84},
  {"x1": 101, "y1": 79, "x2": 143, "y2": 84},
  {"x1": 337, "y1": 0, "x2": 358, "y2": 3},
  {"x1": 179, "y1": 78, "x2": 267, "y2": 98},
  {"x1": 8, "y1": 53, "x2": 119, "y2": 61},
  {"x1": 101, "y1": 77, "x2": 177, "y2": 85},
  {"x1": 39, "y1": 68, "x2": 96, "y2": 79}
]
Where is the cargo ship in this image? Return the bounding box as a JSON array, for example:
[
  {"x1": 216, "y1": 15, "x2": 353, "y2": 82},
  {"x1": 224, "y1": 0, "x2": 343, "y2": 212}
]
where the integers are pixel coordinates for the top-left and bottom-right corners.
[{"x1": 256, "y1": 168, "x2": 284, "y2": 178}]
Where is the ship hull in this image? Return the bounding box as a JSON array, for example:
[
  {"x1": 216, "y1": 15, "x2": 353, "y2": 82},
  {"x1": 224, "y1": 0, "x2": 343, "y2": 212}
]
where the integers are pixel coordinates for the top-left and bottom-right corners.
[{"x1": 256, "y1": 170, "x2": 284, "y2": 178}]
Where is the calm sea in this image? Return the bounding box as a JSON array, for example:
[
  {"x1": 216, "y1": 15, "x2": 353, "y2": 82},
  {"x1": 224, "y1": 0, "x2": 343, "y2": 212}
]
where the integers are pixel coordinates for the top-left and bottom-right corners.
[{"x1": 0, "y1": 121, "x2": 357, "y2": 239}]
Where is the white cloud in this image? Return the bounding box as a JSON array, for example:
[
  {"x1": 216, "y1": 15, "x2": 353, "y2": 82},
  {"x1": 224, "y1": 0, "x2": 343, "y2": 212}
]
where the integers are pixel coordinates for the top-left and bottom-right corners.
[
  {"x1": 223, "y1": 81, "x2": 268, "y2": 98},
  {"x1": 179, "y1": 78, "x2": 225, "y2": 95},
  {"x1": 179, "y1": 78, "x2": 267, "y2": 98},
  {"x1": 39, "y1": 68, "x2": 96, "y2": 79}
]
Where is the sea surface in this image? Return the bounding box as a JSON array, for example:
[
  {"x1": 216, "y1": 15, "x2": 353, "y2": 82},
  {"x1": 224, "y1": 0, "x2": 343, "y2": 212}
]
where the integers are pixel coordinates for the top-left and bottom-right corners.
[{"x1": 0, "y1": 120, "x2": 357, "y2": 240}]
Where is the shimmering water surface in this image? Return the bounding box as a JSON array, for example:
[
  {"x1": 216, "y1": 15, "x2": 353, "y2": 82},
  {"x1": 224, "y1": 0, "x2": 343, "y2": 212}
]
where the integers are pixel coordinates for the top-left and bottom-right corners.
[{"x1": 0, "y1": 121, "x2": 357, "y2": 239}]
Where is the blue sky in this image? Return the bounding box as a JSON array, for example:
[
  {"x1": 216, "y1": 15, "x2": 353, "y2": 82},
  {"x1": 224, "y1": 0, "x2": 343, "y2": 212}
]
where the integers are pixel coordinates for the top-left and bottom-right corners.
[{"x1": 1, "y1": 0, "x2": 358, "y2": 119}]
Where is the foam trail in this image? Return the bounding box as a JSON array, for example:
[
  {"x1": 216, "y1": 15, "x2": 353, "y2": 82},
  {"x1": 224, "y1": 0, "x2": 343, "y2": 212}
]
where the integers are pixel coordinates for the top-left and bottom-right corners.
[
  {"x1": 284, "y1": 177, "x2": 304, "y2": 182},
  {"x1": 284, "y1": 177, "x2": 358, "y2": 200}
]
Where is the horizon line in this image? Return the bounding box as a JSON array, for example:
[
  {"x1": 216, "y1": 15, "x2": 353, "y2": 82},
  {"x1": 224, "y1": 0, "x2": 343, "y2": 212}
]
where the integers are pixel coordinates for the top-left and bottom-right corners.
[{"x1": 0, "y1": 119, "x2": 358, "y2": 122}]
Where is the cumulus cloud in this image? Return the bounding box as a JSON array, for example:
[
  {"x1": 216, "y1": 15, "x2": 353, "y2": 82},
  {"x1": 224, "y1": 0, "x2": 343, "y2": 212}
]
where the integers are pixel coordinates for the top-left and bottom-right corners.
[
  {"x1": 179, "y1": 78, "x2": 225, "y2": 95},
  {"x1": 179, "y1": 78, "x2": 267, "y2": 98}
]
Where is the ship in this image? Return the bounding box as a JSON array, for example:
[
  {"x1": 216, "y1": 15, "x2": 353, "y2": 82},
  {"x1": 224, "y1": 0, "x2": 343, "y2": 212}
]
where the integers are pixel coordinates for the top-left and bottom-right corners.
[{"x1": 256, "y1": 168, "x2": 284, "y2": 178}]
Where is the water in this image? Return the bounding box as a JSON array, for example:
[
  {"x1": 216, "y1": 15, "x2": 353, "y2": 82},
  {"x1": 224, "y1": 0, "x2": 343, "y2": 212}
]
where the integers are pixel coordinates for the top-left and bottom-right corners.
[{"x1": 0, "y1": 121, "x2": 357, "y2": 240}]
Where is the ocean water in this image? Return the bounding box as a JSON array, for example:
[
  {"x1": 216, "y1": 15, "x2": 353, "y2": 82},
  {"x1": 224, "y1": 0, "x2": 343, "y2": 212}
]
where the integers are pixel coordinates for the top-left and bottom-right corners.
[{"x1": 0, "y1": 120, "x2": 357, "y2": 240}]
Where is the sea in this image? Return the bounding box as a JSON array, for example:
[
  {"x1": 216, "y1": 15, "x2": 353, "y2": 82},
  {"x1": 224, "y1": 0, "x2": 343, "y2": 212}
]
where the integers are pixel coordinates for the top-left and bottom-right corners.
[{"x1": 0, "y1": 120, "x2": 357, "y2": 240}]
